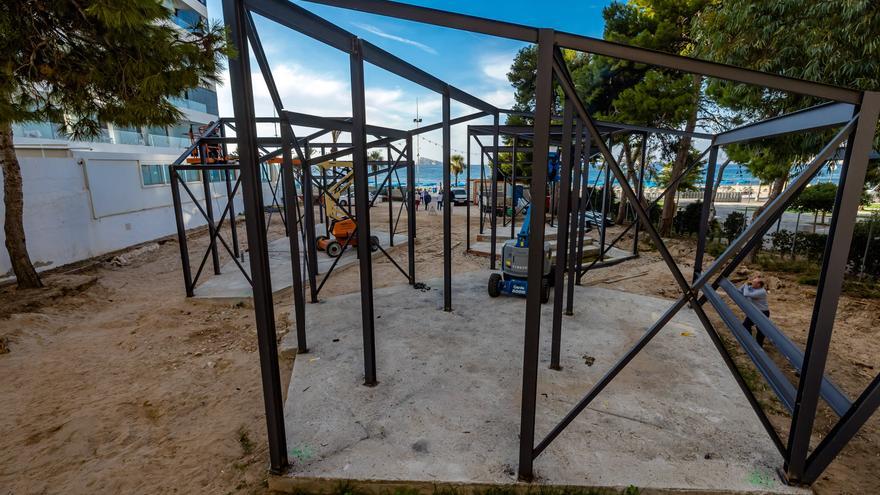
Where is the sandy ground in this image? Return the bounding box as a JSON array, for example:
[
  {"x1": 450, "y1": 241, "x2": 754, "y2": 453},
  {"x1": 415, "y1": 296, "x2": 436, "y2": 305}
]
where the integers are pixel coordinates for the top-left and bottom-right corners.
[
  {"x1": 0, "y1": 206, "x2": 877, "y2": 494},
  {"x1": 0, "y1": 204, "x2": 485, "y2": 495}
]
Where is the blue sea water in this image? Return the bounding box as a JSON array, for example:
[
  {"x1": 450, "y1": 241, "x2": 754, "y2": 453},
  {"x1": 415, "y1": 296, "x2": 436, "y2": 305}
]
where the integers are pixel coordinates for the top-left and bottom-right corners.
[{"x1": 408, "y1": 162, "x2": 842, "y2": 189}]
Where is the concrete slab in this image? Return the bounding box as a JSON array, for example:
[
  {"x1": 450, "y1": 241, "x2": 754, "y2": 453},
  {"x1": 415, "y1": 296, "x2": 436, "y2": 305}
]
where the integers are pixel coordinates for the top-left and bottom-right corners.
[
  {"x1": 192, "y1": 229, "x2": 407, "y2": 300},
  {"x1": 276, "y1": 272, "x2": 804, "y2": 494},
  {"x1": 468, "y1": 238, "x2": 600, "y2": 261},
  {"x1": 476, "y1": 225, "x2": 559, "y2": 243}
]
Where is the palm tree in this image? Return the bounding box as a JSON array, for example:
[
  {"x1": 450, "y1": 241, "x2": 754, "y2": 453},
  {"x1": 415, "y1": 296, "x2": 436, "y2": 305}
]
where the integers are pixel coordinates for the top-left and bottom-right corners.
[
  {"x1": 450, "y1": 153, "x2": 465, "y2": 186},
  {"x1": 368, "y1": 150, "x2": 383, "y2": 190}
]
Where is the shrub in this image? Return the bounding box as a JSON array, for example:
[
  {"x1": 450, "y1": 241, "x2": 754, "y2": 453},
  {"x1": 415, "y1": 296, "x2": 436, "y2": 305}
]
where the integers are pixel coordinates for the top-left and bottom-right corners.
[
  {"x1": 723, "y1": 211, "x2": 746, "y2": 243},
  {"x1": 674, "y1": 201, "x2": 703, "y2": 235}
]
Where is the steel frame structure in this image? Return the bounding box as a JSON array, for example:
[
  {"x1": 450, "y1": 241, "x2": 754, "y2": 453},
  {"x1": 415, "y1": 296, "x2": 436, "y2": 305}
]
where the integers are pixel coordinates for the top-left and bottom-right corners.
[
  {"x1": 219, "y1": 0, "x2": 880, "y2": 486},
  {"x1": 169, "y1": 116, "x2": 416, "y2": 300}
]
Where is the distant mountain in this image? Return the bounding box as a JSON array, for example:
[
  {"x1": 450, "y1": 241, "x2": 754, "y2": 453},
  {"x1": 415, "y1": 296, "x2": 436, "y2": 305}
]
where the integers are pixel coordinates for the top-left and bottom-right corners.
[{"x1": 417, "y1": 157, "x2": 442, "y2": 166}]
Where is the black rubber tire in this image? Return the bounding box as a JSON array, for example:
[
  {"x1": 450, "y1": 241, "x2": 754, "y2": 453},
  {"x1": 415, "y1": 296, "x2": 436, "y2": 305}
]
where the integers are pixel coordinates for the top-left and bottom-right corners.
[
  {"x1": 327, "y1": 241, "x2": 343, "y2": 258},
  {"x1": 488, "y1": 273, "x2": 502, "y2": 298},
  {"x1": 540, "y1": 278, "x2": 550, "y2": 304},
  {"x1": 370, "y1": 236, "x2": 380, "y2": 252}
]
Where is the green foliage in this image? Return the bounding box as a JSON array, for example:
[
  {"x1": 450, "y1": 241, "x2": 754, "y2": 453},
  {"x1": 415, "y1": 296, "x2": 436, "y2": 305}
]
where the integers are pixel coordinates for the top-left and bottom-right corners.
[
  {"x1": 792, "y1": 183, "x2": 837, "y2": 214},
  {"x1": 694, "y1": 0, "x2": 880, "y2": 188},
  {"x1": 0, "y1": 0, "x2": 233, "y2": 136},
  {"x1": 722, "y1": 211, "x2": 746, "y2": 242},
  {"x1": 654, "y1": 148, "x2": 705, "y2": 191}
]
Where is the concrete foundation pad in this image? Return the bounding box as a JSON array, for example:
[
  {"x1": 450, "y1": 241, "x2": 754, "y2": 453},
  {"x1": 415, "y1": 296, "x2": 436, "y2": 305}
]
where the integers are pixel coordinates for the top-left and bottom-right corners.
[
  {"x1": 192, "y1": 229, "x2": 407, "y2": 300},
  {"x1": 467, "y1": 239, "x2": 602, "y2": 262},
  {"x1": 277, "y1": 272, "x2": 804, "y2": 494}
]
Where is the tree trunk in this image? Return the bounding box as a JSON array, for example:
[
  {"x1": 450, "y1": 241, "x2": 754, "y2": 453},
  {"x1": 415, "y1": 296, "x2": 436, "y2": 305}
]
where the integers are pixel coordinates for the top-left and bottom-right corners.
[
  {"x1": 615, "y1": 138, "x2": 637, "y2": 225},
  {"x1": 748, "y1": 174, "x2": 787, "y2": 262},
  {"x1": 659, "y1": 74, "x2": 702, "y2": 236},
  {"x1": 709, "y1": 158, "x2": 731, "y2": 221},
  {"x1": 1, "y1": 122, "x2": 43, "y2": 289}
]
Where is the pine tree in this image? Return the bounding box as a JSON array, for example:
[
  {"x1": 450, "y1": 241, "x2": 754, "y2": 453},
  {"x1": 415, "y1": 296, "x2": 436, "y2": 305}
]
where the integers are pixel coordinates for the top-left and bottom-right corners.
[{"x1": 0, "y1": 0, "x2": 231, "y2": 288}]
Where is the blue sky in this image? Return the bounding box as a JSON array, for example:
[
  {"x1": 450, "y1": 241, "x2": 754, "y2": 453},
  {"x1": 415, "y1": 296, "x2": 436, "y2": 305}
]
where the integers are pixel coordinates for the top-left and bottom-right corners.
[{"x1": 206, "y1": 0, "x2": 614, "y2": 161}]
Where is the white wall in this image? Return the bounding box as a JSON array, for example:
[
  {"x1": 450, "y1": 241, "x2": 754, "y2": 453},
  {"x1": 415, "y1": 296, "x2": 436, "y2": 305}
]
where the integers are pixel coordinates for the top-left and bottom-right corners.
[{"x1": 0, "y1": 146, "x2": 278, "y2": 280}]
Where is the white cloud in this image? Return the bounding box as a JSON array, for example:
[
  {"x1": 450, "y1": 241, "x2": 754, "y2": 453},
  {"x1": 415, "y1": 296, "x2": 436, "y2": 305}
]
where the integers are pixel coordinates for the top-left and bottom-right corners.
[
  {"x1": 352, "y1": 22, "x2": 438, "y2": 55},
  {"x1": 480, "y1": 88, "x2": 515, "y2": 110},
  {"x1": 480, "y1": 52, "x2": 514, "y2": 83}
]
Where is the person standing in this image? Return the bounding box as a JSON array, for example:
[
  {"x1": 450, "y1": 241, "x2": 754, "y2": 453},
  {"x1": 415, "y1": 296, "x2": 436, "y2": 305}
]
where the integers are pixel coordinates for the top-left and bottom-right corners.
[
  {"x1": 437, "y1": 186, "x2": 444, "y2": 211},
  {"x1": 741, "y1": 275, "x2": 770, "y2": 348},
  {"x1": 423, "y1": 190, "x2": 432, "y2": 211}
]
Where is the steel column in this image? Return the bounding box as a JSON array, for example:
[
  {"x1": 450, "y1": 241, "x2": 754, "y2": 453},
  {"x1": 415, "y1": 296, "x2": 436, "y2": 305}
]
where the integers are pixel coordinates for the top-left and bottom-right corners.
[
  {"x1": 281, "y1": 123, "x2": 308, "y2": 353},
  {"x1": 222, "y1": 0, "x2": 288, "y2": 473},
  {"x1": 466, "y1": 131, "x2": 472, "y2": 252},
  {"x1": 407, "y1": 133, "x2": 416, "y2": 284},
  {"x1": 489, "y1": 114, "x2": 500, "y2": 269},
  {"x1": 599, "y1": 152, "x2": 610, "y2": 261},
  {"x1": 442, "y1": 89, "x2": 452, "y2": 311},
  {"x1": 694, "y1": 145, "x2": 718, "y2": 281},
  {"x1": 220, "y1": 124, "x2": 241, "y2": 259},
  {"x1": 550, "y1": 98, "x2": 574, "y2": 370},
  {"x1": 200, "y1": 143, "x2": 221, "y2": 274},
  {"x1": 633, "y1": 132, "x2": 647, "y2": 256},
  {"x1": 786, "y1": 94, "x2": 880, "y2": 482},
  {"x1": 302, "y1": 140, "x2": 319, "y2": 302},
  {"x1": 565, "y1": 118, "x2": 584, "y2": 315},
  {"x1": 350, "y1": 37, "x2": 378, "y2": 386},
  {"x1": 170, "y1": 169, "x2": 194, "y2": 297},
  {"x1": 511, "y1": 136, "x2": 518, "y2": 239},
  {"x1": 517, "y1": 28, "x2": 555, "y2": 481},
  {"x1": 575, "y1": 151, "x2": 589, "y2": 284}
]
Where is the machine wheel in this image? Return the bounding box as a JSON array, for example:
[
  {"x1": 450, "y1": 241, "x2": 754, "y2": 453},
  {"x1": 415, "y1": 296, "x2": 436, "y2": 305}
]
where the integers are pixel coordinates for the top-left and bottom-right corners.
[
  {"x1": 326, "y1": 241, "x2": 343, "y2": 258},
  {"x1": 540, "y1": 278, "x2": 550, "y2": 304},
  {"x1": 488, "y1": 273, "x2": 502, "y2": 297},
  {"x1": 315, "y1": 235, "x2": 329, "y2": 251},
  {"x1": 370, "y1": 236, "x2": 380, "y2": 252}
]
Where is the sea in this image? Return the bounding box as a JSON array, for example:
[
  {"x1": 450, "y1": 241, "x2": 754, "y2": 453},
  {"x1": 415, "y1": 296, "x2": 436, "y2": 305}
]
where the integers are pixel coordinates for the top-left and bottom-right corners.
[{"x1": 408, "y1": 162, "x2": 842, "y2": 189}]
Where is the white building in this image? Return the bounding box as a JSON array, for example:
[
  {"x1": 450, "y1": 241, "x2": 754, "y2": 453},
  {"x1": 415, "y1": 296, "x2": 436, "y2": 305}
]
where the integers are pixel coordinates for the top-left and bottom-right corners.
[{"x1": 0, "y1": 0, "x2": 254, "y2": 281}]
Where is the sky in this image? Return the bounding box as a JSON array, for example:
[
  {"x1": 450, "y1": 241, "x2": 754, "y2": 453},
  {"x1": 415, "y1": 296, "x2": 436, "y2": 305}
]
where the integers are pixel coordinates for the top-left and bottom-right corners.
[{"x1": 205, "y1": 0, "x2": 614, "y2": 163}]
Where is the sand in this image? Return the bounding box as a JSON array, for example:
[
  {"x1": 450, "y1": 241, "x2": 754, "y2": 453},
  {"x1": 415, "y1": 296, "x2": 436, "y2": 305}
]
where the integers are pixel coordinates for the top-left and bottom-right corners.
[{"x1": 0, "y1": 206, "x2": 878, "y2": 494}]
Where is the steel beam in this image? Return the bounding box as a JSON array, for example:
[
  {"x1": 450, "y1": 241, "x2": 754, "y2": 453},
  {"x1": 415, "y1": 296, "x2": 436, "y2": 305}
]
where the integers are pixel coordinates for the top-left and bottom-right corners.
[
  {"x1": 714, "y1": 102, "x2": 856, "y2": 146},
  {"x1": 283, "y1": 110, "x2": 408, "y2": 140}
]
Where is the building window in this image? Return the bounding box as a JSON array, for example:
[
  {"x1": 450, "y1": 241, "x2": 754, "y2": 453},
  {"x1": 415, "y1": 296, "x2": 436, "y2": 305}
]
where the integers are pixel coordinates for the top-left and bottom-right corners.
[
  {"x1": 140, "y1": 165, "x2": 201, "y2": 186},
  {"x1": 179, "y1": 169, "x2": 202, "y2": 183},
  {"x1": 141, "y1": 164, "x2": 168, "y2": 186}
]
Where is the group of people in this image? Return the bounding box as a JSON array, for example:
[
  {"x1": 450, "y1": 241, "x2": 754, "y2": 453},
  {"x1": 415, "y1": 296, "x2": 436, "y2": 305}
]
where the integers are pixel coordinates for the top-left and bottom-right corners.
[{"x1": 418, "y1": 187, "x2": 445, "y2": 213}]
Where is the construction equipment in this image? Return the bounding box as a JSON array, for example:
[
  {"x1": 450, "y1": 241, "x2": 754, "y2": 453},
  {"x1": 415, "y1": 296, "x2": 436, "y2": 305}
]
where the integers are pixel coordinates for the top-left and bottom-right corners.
[
  {"x1": 487, "y1": 151, "x2": 560, "y2": 303},
  {"x1": 185, "y1": 123, "x2": 227, "y2": 164},
  {"x1": 314, "y1": 161, "x2": 379, "y2": 258}
]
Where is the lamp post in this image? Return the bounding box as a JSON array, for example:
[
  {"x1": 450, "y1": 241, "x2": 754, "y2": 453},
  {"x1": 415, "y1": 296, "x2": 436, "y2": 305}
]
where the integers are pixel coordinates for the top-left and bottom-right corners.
[{"x1": 413, "y1": 97, "x2": 422, "y2": 186}]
